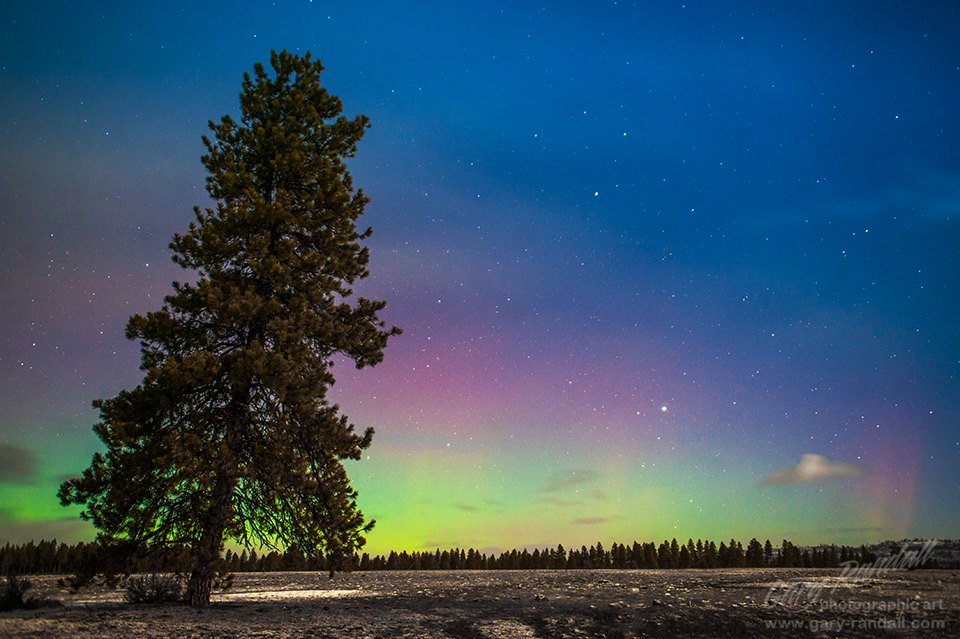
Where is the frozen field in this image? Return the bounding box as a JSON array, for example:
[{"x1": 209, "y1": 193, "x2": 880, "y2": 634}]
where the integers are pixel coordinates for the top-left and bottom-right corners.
[{"x1": 2, "y1": 568, "x2": 958, "y2": 638}]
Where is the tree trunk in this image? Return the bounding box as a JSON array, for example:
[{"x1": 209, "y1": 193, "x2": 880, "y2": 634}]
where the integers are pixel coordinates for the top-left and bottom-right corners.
[
  {"x1": 188, "y1": 571, "x2": 213, "y2": 607},
  {"x1": 187, "y1": 469, "x2": 235, "y2": 607},
  {"x1": 187, "y1": 385, "x2": 249, "y2": 607}
]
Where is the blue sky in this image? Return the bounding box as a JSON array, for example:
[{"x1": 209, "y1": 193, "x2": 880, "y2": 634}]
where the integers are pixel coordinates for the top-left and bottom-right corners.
[{"x1": 1, "y1": 1, "x2": 958, "y2": 552}]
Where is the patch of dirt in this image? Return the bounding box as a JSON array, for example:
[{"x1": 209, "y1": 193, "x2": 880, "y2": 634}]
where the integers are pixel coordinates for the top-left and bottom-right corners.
[{"x1": 1, "y1": 569, "x2": 957, "y2": 638}]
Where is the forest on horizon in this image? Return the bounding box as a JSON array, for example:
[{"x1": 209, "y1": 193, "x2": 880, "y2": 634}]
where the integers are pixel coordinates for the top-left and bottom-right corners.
[{"x1": 3, "y1": 537, "x2": 955, "y2": 576}]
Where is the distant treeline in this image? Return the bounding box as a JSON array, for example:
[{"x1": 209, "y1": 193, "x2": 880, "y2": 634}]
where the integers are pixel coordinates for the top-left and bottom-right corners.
[
  {"x1": 4, "y1": 537, "x2": 934, "y2": 575},
  {"x1": 357, "y1": 539, "x2": 876, "y2": 571}
]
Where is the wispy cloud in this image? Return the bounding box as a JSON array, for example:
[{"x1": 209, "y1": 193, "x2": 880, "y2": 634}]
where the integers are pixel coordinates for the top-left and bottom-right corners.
[
  {"x1": 761, "y1": 453, "x2": 863, "y2": 486},
  {"x1": 452, "y1": 499, "x2": 503, "y2": 513},
  {"x1": 0, "y1": 513, "x2": 91, "y2": 545},
  {"x1": 540, "y1": 496, "x2": 582, "y2": 508},
  {"x1": 454, "y1": 503, "x2": 480, "y2": 512},
  {"x1": 572, "y1": 516, "x2": 609, "y2": 526},
  {"x1": 821, "y1": 526, "x2": 884, "y2": 534},
  {"x1": 0, "y1": 443, "x2": 36, "y2": 484},
  {"x1": 540, "y1": 469, "x2": 601, "y2": 494}
]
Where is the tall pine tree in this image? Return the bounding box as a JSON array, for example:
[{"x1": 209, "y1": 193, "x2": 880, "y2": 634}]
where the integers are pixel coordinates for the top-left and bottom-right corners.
[{"x1": 59, "y1": 50, "x2": 400, "y2": 606}]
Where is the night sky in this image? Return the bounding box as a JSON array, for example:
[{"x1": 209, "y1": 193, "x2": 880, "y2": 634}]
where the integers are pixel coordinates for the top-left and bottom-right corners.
[{"x1": 1, "y1": 2, "x2": 958, "y2": 555}]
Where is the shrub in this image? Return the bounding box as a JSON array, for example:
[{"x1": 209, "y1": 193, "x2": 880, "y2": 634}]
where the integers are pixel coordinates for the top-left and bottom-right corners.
[
  {"x1": 124, "y1": 574, "x2": 184, "y2": 604},
  {"x1": 0, "y1": 575, "x2": 32, "y2": 611},
  {"x1": 0, "y1": 574, "x2": 60, "y2": 611}
]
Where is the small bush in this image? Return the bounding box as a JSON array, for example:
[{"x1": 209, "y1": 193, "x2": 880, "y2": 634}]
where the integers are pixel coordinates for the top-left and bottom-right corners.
[
  {"x1": 0, "y1": 575, "x2": 32, "y2": 611},
  {"x1": 0, "y1": 574, "x2": 60, "y2": 611},
  {"x1": 124, "y1": 574, "x2": 184, "y2": 604}
]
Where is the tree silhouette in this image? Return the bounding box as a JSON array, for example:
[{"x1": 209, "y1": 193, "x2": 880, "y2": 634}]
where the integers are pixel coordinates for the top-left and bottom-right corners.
[
  {"x1": 745, "y1": 538, "x2": 764, "y2": 567},
  {"x1": 2, "y1": 538, "x2": 909, "y2": 575},
  {"x1": 705, "y1": 541, "x2": 719, "y2": 568},
  {"x1": 58, "y1": 50, "x2": 399, "y2": 606},
  {"x1": 658, "y1": 540, "x2": 673, "y2": 568}
]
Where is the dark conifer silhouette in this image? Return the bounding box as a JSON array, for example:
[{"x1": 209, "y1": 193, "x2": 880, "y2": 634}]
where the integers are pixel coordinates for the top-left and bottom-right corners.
[
  {"x1": 4, "y1": 537, "x2": 942, "y2": 576},
  {"x1": 746, "y1": 538, "x2": 764, "y2": 567},
  {"x1": 57, "y1": 50, "x2": 399, "y2": 606}
]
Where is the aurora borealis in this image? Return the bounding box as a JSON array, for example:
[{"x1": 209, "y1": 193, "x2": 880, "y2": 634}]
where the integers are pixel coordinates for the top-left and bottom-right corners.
[{"x1": 1, "y1": 2, "x2": 958, "y2": 555}]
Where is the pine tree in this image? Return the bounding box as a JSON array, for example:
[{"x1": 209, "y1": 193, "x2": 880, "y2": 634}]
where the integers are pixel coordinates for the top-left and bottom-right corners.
[
  {"x1": 658, "y1": 540, "x2": 673, "y2": 568},
  {"x1": 594, "y1": 542, "x2": 607, "y2": 568},
  {"x1": 705, "y1": 541, "x2": 718, "y2": 568},
  {"x1": 746, "y1": 538, "x2": 764, "y2": 567},
  {"x1": 58, "y1": 50, "x2": 400, "y2": 606},
  {"x1": 670, "y1": 538, "x2": 681, "y2": 567},
  {"x1": 734, "y1": 540, "x2": 745, "y2": 567},
  {"x1": 643, "y1": 542, "x2": 658, "y2": 568},
  {"x1": 718, "y1": 541, "x2": 729, "y2": 567}
]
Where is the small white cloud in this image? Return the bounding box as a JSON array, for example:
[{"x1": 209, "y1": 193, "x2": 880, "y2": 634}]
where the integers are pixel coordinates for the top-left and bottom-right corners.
[{"x1": 761, "y1": 453, "x2": 863, "y2": 486}]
